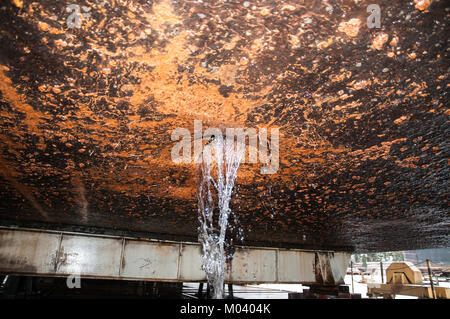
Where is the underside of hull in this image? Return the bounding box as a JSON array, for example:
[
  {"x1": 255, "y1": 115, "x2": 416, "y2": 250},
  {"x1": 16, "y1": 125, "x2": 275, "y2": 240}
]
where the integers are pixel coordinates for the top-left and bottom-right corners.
[{"x1": 0, "y1": 0, "x2": 448, "y2": 253}]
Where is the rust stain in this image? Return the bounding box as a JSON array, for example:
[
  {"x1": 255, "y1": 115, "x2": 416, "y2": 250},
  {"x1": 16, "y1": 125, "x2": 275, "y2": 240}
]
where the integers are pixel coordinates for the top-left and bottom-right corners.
[
  {"x1": 372, "y1": 32, "x2": 389, "y2": 51},
  {"x1": 414, "y1": 0, "x2": 431, "y2": 11},
  {"x1": 338, "y1": 18, "x2": 361, "y2": 37},
  {"x1": 0, "y1": 67, "x2": 48, "y2": 131}
]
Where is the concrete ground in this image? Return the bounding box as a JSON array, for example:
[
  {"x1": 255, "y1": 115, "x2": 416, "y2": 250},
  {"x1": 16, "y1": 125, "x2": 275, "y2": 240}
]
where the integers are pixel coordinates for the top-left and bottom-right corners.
[{"x1": 183, "y1": 274, "x2": 450, "y2": 299}]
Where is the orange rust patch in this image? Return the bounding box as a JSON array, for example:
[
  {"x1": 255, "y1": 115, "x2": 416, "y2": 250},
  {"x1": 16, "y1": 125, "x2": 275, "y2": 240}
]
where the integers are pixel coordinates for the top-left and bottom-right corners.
[
  {"x1": 0, "y1": 66, "x2": 49, "y2": 130},
  {"x1": 338, "y1": 18, "x2": 361, "y2": 37},
  {"x1": 348, "y1": 79, "x2": 372, "y2": 90},
  {"x1": 394, "y1": 115, "x2": 410, "y2": 125},
  {"x1": 330, "y1": 69, "x2": 352, "y2": 82},
  {"x1": 38, "y1": 21, "x2": 49, "y2": 32},
  {"x1": 372, "y1": 32, "x2": 389, "y2": 50},
  {"x1": 12, "y1": 0, "x2": 23, "y2": 9},
  {"x1": 414, "y1": 0, "x2": 431, "y2": 11},
  {"x1": 317, "y1": 37, "x2": 334, "y2": 49}
]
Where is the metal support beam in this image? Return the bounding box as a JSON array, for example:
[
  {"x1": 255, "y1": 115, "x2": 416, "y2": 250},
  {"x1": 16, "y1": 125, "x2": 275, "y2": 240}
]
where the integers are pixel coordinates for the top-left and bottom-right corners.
[
  {"x1": 380, "y1": 261, "x2": 384, "y2": 284},
  {"x1": 426, "y1": 259, "x2": 436, "y2": 299},
  {"x1": 228, "y1": 284, "x2": 234, "y2": 299},
  {"x1": 0, "y1": 227, "x2": 351, "y2": 285}
]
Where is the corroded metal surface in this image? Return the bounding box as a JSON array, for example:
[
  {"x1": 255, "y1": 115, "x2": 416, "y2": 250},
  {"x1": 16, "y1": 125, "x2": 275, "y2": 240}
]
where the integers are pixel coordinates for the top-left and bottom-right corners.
[{"x1": 0, "y1": 0, "x2": 448, "y2": 252}]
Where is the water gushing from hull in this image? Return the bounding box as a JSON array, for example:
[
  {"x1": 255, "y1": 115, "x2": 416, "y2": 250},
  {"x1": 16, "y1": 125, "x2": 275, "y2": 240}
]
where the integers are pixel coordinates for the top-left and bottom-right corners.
[{"x1": 197, "y1": 134, "x2": 244, "y2": 299}]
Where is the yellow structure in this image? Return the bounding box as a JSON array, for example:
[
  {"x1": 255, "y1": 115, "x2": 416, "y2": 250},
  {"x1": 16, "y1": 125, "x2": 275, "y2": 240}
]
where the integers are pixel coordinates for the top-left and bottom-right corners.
[
  {"x1": 367, "y1": 262, "x2": 449, "y2": 299},
  {"x1": 386, "y1": 262, "x2": 423, "y2": 284}
]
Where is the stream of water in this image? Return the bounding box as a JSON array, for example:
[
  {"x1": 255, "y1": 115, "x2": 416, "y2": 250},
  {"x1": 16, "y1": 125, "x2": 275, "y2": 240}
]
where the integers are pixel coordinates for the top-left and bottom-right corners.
[{"x1": 197, "y1": 134, "x2": 245, "y2": 299}]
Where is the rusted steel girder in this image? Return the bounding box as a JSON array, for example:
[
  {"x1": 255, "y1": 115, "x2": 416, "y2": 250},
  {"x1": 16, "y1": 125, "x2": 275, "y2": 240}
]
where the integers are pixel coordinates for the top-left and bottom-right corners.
[{"x1": 0, "y1": 227, "x2": 350, "y2": 285}]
